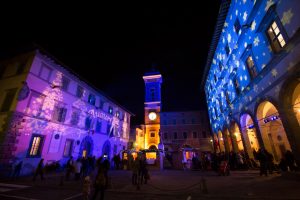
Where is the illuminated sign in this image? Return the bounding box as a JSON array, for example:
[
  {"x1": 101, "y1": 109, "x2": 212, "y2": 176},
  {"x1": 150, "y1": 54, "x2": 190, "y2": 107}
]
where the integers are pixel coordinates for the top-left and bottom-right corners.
[{"x1": 88, "y1": 109, "x2": 112, "y2": 122}]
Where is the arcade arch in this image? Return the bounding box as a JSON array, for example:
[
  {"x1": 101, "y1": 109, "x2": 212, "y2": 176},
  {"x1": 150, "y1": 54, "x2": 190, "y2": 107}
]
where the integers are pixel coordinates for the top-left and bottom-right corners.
[
  {"x1": 256, "y1": 101, "x2": 291, "y2": 163},
  {"x1": 240, "y1": 113, "x2": 260, "y2": 158}
]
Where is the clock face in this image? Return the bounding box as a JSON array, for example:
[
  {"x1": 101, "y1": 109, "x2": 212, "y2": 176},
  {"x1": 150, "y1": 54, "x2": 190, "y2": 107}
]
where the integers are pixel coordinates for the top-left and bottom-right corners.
[{"x1": 148, "y1": 112, "x2": 157, "y2": 120}]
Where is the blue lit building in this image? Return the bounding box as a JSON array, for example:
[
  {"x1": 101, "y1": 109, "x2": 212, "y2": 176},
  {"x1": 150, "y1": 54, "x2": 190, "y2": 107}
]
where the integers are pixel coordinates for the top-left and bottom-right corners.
[{"x1": 202, "y1": 0, "x2": 300, "y2": 165}]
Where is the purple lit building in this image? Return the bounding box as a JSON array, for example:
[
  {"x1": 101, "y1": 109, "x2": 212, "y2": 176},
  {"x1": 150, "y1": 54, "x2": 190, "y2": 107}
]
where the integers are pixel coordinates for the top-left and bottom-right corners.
[{"x1": 0, "y1": 48, "x2": 133, "y2": 176}]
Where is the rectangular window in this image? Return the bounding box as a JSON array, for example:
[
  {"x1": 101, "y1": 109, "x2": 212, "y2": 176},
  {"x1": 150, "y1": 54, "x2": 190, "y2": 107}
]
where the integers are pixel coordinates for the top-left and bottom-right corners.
[
  {"x1": 76, "y1": 86, "x2": 84, "y2": 98},
  {"x1": 39, "y1": 63, "x2": 52, "y2": 81},
  {"x1": 88, "y1": 94, "x2": 96, "y2": 105},
  {"x1": 202, "y1": 131, "x2": 207, "y2": 138},
  {"x1": 70, "y1": 109, "x2": 80, "y2": 126},
  {"x1": 53, "y1": 104, "x2": 67, "y2": 123},
  {"x1": 61, "y1": 75, "x2": 70, "y2": 92},
  {"x1": 219, "y1": 62, "x2": 223, "y2": 72},
  {"x1": 28, "y1": 135, "x2": 44, "y2": 157},
  {"x1": 63, "y1": 139, "x2": 73, "y2": 157},
  {"x1": 108, "y1": 106, "x2": 113, "y2": 114},
  {"x1": 16, "y1": 61, "x2": 26, "y2": 75},
  {"x1": 183, "y1": 132, "x2": 187, "y2": 139},
  {"x1": 164, "y1": 132, "x2": 168, "y2": 140},
  {"x1": 246, "y1": 56, "x2": 257, "y2": 79},
  {"x1": 234, "y1": 78, "x2": 240, "y2": 95},
  {"x1": 150, "y1": 132, "x2": 155, "y2": 137},
  {"x1": 234, "y1": 18, "x2": 241, "y2": 34},
  {"x1": 99, "y1": 100, "x2": 104, "y2": 109},
  {"x1": 267, "y1": 21, "x2": 286, "y2": 52},
  {"x1": 96, "y1": 121, "x2": 102, "y2": 133},
  {"x1": 116, "y1": 111, "x2": 120, "y2": 118},
  {"x1": 27, "y1": 91, "x2": 46, "y2": 117},
  {"x1": 1, "y1": 88, "x2": 17, "y2": 112},
  {"x1": 150, "y1": 88, "x2": 155, "y2": 101},
  {"x1": 85, "y1": 116, "x2": 92, "y2": 130},
  {"x1": 193, "y1": 132, "x2": 197, "y2": 138},
  {"x1": 174, "y1": 132, "x2": 177, "y2": 139},
  {"x1": 225, "y1": 44, "x2": 230, "y2": 55},
  {"x1": 225, "y1": 91, "x2": 231, "y2": 105}
]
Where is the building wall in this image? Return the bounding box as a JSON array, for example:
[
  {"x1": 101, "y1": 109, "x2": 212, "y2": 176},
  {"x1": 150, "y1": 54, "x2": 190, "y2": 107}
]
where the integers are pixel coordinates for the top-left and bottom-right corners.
[
  {"x1": 0, "y1": 49, "x2": 132, "y2": 176},
  {"x1": 204, "y1": 0, "x2": 300, "y2": 164},
  {"x1": 160, "y1": 111, "x2": 212, "y2": 152}
]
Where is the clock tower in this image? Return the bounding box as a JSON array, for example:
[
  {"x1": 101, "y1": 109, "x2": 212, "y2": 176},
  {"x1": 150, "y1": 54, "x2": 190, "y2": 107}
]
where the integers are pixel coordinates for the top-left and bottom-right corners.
[{"x1": 142, "y1": 70, "x2": 162, "y2": 150}]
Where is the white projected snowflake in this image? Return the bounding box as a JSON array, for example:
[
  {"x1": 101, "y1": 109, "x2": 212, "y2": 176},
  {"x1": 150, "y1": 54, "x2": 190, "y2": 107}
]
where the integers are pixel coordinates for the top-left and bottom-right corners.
[
  {"x1": 281, "y1": 9, "x2": 293, "y2": 25},
  {"x1": 253, "y1": 37, "x2": 260, "y2": 46}
]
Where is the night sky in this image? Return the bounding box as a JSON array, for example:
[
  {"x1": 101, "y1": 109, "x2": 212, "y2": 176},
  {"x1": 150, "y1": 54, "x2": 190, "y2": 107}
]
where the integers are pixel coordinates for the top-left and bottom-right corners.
[{"x1": 0, "y1": 3, "x2": 221, "y2": 125}]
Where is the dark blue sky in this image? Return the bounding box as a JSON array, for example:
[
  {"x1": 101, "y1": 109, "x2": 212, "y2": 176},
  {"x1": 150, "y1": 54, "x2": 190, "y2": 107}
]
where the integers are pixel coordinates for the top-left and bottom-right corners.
[{"x1": 0, "y1": 3, "x2": 221, "y2": 125}]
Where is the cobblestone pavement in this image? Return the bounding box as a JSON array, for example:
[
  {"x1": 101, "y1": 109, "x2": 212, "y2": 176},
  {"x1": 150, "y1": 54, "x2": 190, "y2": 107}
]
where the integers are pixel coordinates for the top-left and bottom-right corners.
[{"x1": 0, "y1": 169, "x2": 300, "y2": 200}]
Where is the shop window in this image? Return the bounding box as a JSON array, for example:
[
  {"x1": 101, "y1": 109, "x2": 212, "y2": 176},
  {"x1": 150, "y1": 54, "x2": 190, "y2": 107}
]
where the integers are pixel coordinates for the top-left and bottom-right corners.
[{"x1": 28, "y1": 134, "x2": 44, "y2": 157}]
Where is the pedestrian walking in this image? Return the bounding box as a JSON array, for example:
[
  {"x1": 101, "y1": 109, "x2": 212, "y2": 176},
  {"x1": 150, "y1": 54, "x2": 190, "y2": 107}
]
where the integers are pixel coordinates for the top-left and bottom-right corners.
[
  {"x1": 33, "y1": 158, "x2": 45, "y2": 181},
  {"x1": 12, "y1": 160, "x2": 23, "y2": 180},
  {"x1": 83, "y1": 175, "x2": 91, "y2": 200}
]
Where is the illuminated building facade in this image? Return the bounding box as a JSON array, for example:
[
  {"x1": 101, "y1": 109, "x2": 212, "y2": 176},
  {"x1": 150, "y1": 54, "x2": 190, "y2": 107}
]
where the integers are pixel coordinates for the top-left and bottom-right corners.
[
  {"x1": 202, "y1": 0, "x2": 300, "y2": 165},
  {"x1": 0, "y1": 49, "x2": 132, "y2": 176},
  {"x1": 135, "y1": 71, "x2": 212, "y2": 168}
]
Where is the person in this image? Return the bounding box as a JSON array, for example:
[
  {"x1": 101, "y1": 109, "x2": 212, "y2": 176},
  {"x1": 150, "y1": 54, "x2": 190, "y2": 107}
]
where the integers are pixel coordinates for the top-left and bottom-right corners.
[
  {"x1": 131, "y1": 157, "x2": 139, "y2": 185},
  {"x1": 92, "y1": 166, "x2": 107, "y2": 200},
  {"x1": 82, "y1": 175, "x2": 91, "y2": 200},
  {"x1": 12, "y1": 160, "x2": 23, "y2": 180},
  {"x1": 257, "y1": 148, "x2": 268, "y2": 176},
  {"x1": 65, "y1": 156, "x2": 74, "y2": 180},
  {"x1": 33, "y1": 158, "x2": 45, "y2": 181},
  {"x1": 285, "y1": 150, "x2": 296, "y2": 172},
  {"x1": 74, "y1": 158, "x2": 82, "y2": 180}
]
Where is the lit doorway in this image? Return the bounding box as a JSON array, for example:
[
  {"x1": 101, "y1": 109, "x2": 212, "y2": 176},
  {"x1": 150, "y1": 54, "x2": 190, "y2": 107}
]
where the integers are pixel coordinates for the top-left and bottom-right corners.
[
  {"x1": 240, "y1": 113, "x2": 260, "y2": 158},
  {"x1": 256, "y1": 101, "x2": 291, "y2": 163}
]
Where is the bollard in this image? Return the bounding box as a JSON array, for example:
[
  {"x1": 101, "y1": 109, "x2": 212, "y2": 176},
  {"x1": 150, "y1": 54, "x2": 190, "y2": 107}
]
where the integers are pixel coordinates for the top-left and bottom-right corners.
[{"x1": 201, "y1": 177, "x2": 208, "y2": 194}]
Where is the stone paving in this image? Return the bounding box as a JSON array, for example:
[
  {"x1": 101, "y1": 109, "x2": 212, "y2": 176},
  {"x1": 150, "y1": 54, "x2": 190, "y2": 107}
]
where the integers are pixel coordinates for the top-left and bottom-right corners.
[{"x1": 0, "y1": 169, "x2": 300, "y2": 200}]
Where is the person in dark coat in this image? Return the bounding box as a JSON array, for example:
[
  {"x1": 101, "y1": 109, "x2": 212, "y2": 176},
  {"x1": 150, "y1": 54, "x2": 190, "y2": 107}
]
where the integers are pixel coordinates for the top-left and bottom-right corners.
[
  {"x1": 33, "y1": 158, "x2": 45, "y2": 181},
  {"x1": 12, "y1": 160, "x2": 23, "y2": 180},
  {"x1": 285, "y1": 150, "x2": 296, "y2": 172}
]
